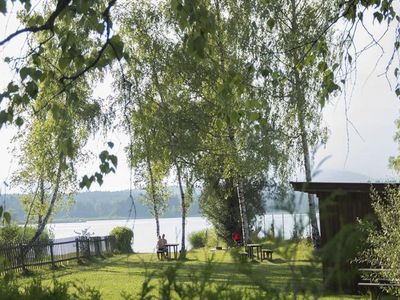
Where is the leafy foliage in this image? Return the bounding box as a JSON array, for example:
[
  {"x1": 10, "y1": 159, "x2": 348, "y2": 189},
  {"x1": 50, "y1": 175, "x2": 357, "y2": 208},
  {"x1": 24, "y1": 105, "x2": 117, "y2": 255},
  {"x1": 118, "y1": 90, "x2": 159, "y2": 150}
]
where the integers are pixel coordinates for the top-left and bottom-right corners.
[
  {"x1": 110, "y1": 226, "x2": 133, "y2": 254},
  {"x1": 357, "y1": 186, "x2": 400, "y2": 296},
  {"x1": 0, "y1": 276, "x2": 101, "y2": 300},
  {"x1": 188, "y1": 229, "x2": 208, "y2": 249},
  {"x1": 0, "y1": 205, "x2": 11, "y2": 225},
  {"x1": 0, "y1": 225, "x2": 51, "y2": 247}
]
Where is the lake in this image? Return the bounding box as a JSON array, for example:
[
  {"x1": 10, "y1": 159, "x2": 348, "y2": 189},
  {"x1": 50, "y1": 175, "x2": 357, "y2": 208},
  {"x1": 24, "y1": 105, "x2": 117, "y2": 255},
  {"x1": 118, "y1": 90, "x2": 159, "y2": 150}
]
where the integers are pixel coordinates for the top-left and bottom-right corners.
[{"x1": 48, "y1": 213, "x2": 319, "y2": 253}]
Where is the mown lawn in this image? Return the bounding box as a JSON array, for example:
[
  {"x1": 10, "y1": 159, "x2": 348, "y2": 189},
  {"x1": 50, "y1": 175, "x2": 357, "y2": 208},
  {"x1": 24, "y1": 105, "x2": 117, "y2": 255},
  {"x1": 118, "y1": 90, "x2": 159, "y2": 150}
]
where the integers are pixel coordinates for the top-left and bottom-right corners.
[{"x1": 14, "y1": 240, "x2": 368, "y2": 299}]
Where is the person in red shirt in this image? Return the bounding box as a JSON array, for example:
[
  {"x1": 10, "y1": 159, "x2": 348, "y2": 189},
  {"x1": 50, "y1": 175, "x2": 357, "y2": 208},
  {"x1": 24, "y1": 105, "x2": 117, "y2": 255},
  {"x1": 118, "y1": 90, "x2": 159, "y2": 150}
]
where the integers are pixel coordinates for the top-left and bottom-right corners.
[{"x1": 233, "y1": 231, "x2": 241, "y2": 246}]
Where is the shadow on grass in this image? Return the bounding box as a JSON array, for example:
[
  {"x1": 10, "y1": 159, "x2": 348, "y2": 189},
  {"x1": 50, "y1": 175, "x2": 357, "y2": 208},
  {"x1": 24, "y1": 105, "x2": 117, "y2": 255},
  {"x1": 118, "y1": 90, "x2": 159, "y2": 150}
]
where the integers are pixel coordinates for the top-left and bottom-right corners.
[{"x1": 15, "y1": 245, "x2": 323, "y2": 297}]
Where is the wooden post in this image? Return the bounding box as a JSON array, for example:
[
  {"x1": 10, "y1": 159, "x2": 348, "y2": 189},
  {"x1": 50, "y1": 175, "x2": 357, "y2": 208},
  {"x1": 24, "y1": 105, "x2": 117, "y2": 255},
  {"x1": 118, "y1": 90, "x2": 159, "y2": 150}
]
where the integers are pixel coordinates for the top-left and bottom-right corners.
[
  {"x1": 95, "y1": 238, "x2": 100, "y2": 256},
  {"x1": 87, "y1": 239, "x2": 91, "y2": 257},
  {"x1": 49, "y1": 242, "x2": 55, "y2": 269},
  {"x1": 75, "y1": 238, "x2": 79, "y2": 259},
  {"x1": 19, "y1": 243, "x2": 26, "y2": 272}
]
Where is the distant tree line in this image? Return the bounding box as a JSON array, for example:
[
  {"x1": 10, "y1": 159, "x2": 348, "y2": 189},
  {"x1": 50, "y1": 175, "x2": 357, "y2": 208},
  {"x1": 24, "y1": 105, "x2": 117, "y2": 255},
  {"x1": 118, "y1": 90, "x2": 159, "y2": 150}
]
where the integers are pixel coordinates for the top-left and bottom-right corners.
[{"x1": 3, "y1": 189, "x2": 312, "y2": 223}]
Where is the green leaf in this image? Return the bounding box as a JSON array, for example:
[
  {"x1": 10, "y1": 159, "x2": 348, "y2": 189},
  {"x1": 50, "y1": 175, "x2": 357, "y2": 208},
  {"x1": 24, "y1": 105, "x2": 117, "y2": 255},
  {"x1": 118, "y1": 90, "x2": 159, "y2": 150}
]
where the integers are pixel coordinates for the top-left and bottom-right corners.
[
  {"x1": 347, "y1": 54, "x2": 352, "y2": 64},
  {"x1": 3, "y1": 211, "x2": 11, "y2": 225},
  {"x1": 109, "y1": 35, "x2": 124, "y2": 60},
  {"x1": 373, "y1": 11, "x2": 383, "y2": 23},
  {"x1": 249, "y1": 111, "x2": 259, "y2": 121},
  {"x1": 260, "y1": 68, "x2": 270, "y2": 77},
  {"x1": 79, "y1": 175, "x2": 92, "y2": 190},
  {"x1": 76, "y1": 0, "x2": 89, "y2": 13},
  {"x1": 95, "y1": 22, "x2": 105, "y2": 34},
  {"x1": 267, "y1": 18, "x2": 275, "y2": 29},
  {"x1": 15, "y1": 116, "x2": 23, "y2": 127},
  {"x1": 317, "y1": 61, "x2": 328, "y2": 72},
  {"x1": 23, "y1": 0, "x2": 32, "y2": 12},
  {"x1": 395, "y1": 87, "x2": 400, "y2": 97},
  {"x1": 99, "y1": 150, "x2": 109, "y2": 162},
  {"x1": 58, "y1": 56, "x2": 70, "y2": 70},
  {"x1": 95, "y1": 172, "x2": 103, "y2": 185},
  {"x1": 20, "y1": 67, "x2": 33, "y2": 81},
  {"x1": 0, "y1": 110, "x2": 8, "y2": 126},
  {"x1": 26, "y1": 81, "x2": 38, "y2": 98},
  {"x1": 7, "y1": 82, "x2": 18, "y2": 93},
  {"x1": 31, "y1": 69, "x2": 43, "y2": 81},
  {"x1": 109, "y1": 155, "x2": 118, "y2": 168},
  {"x1": 215, "y1": 119, "x2": 224, "y2": 130},
  {"x1": 0, "y1": 0, "x2": 6, "y2": 14},
  {"x1": 193, "y1": 35, "x2": 206, "y2": 56},
  {"x1": 100, "y1": 162, "x2": 110, "y2": 173}
]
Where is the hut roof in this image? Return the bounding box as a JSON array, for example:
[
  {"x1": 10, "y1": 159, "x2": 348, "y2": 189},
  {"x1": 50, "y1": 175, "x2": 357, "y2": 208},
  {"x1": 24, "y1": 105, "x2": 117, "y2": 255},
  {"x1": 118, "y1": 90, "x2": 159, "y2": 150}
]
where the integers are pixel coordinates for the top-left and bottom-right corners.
[{"x1": 290, "y1": 182, "x2": 400, "y2": 193}]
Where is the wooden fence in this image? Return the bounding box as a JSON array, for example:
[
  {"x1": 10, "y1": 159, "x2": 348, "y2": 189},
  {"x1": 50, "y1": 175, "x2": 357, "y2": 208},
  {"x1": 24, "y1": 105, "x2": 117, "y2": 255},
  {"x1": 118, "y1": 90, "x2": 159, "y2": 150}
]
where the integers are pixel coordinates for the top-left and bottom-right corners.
[{"x1": 0, "y1": 236, "x2": 115, "y2": 273}]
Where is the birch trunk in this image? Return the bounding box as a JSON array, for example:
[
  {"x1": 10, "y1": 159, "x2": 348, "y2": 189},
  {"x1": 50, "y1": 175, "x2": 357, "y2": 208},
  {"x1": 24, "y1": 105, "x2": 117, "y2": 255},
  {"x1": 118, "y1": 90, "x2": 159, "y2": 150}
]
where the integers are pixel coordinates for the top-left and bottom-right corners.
[
  {"x1": 290, "y1": 0, "x2": 321, "y2": 248},
  {"x1": 236, "y1": 180, "x2": 250, "y2": 245},
  {"x1": 24, "y1": 154, "x2": 64, "y2": 263},
  {"x1": 175, "y1": 159, "x2": 186, "y2": 254},
  {"x1": 146, "y1": 154, "x2": 160, "y2": 237},
  {"x1": 145, "y1": 149, "x2": 160, "y2": 237}
]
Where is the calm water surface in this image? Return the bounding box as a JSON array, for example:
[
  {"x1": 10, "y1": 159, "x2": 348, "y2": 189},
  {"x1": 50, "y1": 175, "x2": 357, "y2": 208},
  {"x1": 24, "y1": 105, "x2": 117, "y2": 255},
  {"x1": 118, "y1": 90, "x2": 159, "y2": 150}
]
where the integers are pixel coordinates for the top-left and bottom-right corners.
[{"x1": 48, "y1": 214, "x2": 319, "y2": 253}]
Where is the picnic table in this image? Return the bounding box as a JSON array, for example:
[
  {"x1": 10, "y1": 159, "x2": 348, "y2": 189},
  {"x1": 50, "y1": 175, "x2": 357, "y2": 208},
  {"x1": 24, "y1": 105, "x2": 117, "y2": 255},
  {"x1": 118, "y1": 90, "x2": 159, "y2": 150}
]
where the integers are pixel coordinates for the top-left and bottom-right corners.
[
  {"x1": 165, "y1": 244, "x2": 179, "y2": 260},
  {"x1": 246, "y1": 244, "x2": 262, "y2": 261},
  {"x1": 358, "y1": 268, "x2": 400, "y2": 300}
]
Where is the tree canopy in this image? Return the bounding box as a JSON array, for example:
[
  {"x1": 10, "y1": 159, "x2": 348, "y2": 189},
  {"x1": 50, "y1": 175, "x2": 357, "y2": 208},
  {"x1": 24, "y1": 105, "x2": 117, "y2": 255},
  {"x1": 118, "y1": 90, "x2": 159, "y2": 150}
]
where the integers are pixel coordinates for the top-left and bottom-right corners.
[{"x1": 0, "y1": 0, "x2": 399, "y2": 246}]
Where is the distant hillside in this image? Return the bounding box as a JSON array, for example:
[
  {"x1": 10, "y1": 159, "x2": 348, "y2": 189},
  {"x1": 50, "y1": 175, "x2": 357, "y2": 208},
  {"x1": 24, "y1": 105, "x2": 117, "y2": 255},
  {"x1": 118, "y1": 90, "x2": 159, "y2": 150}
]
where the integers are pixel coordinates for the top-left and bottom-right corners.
[
  {"x1": 4, "y1": 170, "x2": 372, "y2": 223},
  {"x1": 313, "y1": 169, "x2": 371, "y2": 182},
  {"x1": 2, "y1": 188, "x2": 201, "y2": 223}
]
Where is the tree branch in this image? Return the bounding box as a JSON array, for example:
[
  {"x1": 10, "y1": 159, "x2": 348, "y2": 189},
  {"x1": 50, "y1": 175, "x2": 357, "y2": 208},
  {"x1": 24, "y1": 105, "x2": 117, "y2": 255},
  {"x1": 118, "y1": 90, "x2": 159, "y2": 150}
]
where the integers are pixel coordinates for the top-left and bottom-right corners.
[{"x1": 0, "y1": 0, "x2": 72, "y2": 47}]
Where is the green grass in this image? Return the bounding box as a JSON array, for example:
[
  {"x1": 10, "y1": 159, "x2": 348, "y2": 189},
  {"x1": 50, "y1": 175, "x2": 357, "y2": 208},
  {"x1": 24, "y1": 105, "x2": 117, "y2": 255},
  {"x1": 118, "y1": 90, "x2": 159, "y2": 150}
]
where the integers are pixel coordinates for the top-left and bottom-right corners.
[{"x1": 12, "y1": 240, "x2": 368, "y2": 299}]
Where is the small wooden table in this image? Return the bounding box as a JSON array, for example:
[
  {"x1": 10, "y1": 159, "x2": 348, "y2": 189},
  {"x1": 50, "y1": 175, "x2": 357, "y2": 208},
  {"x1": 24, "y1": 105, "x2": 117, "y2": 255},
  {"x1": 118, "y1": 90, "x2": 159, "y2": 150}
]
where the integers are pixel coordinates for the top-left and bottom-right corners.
[
  {"x1": 246, "y1": 244, "x2": 262, "y2": 261},
  {"x1": 165, "y1": 244, "x2": 179, "y2": 259}
]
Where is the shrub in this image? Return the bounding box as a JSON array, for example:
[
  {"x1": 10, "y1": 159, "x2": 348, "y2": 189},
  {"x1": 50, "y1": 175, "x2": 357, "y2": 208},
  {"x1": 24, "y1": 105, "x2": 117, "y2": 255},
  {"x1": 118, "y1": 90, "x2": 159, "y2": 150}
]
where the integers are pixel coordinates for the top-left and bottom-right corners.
[
  {"x1": 0, "y1": 225, "x2": 51, "y2": 247},
  {"x1": 189, "y1": 230, "x2": 208, "y2": 249},
  {"x1": 0, "y1": 277, "x2": 101, "y2": 299},
  {"x1": 110, "y1": 226, "x2": 133, "y2": 253},
  {"x1": 356, "y1": 186, "x2": 400, "y2": 296}
]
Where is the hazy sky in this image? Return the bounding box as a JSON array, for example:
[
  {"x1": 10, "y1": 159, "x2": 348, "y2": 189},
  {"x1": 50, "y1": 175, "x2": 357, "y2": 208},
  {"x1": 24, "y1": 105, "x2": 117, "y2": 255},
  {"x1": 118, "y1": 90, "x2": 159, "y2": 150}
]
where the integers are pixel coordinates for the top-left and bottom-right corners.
[{"x1": 0, "y1": 7, "x2": 399, "y2": 193}]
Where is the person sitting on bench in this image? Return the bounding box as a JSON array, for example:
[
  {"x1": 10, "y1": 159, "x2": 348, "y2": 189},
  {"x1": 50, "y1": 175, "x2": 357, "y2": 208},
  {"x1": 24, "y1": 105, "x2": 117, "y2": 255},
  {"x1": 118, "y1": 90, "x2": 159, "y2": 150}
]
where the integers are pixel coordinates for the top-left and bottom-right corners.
[{"x1": 156, "y1": 235, "x2": 166, "y2": 260}]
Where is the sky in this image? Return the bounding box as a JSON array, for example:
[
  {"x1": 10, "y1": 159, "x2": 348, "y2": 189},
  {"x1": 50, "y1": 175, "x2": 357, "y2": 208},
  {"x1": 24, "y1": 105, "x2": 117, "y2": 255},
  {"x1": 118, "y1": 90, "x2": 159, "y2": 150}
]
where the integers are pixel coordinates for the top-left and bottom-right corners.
[{"x1": 0, "y1": 6, "x2": 399, "y2": 194}]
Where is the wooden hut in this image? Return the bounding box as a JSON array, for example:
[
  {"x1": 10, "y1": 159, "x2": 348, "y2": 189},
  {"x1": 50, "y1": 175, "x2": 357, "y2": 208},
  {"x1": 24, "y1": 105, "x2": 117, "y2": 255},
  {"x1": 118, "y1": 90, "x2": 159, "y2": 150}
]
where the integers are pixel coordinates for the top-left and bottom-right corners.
[{"x1": 290, "y1": 182, "x2": 399, "y2": 292}]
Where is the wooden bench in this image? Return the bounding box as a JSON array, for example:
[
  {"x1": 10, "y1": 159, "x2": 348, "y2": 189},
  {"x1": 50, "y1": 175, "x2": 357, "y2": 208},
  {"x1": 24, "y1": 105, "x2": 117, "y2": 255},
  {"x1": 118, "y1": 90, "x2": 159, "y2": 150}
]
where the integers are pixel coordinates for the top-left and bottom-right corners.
[
  {"x1": 358, "y1": 268, "x2": 400, "y2": 300},
  {"x1": 261, "y1": 249, "x2": 273, "y2": 260},
  {"x1": 239, "y1": 252, "x2": 248, "y2": 262}
]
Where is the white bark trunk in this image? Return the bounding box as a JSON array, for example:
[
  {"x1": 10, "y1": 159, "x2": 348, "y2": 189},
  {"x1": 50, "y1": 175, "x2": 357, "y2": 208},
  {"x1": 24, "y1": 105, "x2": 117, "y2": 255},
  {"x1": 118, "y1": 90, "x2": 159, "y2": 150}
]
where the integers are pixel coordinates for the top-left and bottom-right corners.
[{"x1": 236, "y1": 180, "x2": 250, "y2": 245}]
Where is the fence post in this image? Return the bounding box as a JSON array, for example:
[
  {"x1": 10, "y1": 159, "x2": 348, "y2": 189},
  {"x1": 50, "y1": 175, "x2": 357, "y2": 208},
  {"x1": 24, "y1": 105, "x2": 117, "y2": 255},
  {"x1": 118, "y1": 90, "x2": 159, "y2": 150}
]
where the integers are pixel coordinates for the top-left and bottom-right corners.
[
  {"x1": 49, "y1": 241, "x2": 56, "y2": 269},
  {"x1": 19, "y1": 243, "x2": 26, "y2": 273},
  {"x1": 94, "y1": 238, "x2": 99, "y2": 256},
  {"x1": 75, "y1": 238, "x2": 79, "y2": 260},
  {"x1": 87, "y1": 238, "x2": 91, "y2": 257}
]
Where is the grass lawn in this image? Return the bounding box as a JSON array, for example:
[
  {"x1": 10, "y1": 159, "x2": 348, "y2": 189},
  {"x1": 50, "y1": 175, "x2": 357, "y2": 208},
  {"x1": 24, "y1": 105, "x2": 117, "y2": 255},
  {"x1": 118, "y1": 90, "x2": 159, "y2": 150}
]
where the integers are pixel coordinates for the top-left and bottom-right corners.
[{"x1": 13, "y1": 240, "x2": 369, "y2": 299}]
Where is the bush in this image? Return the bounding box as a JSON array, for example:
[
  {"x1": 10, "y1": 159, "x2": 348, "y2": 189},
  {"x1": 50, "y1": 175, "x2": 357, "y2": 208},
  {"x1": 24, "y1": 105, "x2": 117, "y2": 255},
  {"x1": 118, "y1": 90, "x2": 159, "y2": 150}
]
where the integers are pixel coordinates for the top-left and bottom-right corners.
[
  {"x1": 356, "y1": 186, "x2": 400, "y2": 296},
  {"x1": 189, "y1": 230, "x2": 208, "y2": 249},
  {"x1": 0, "y1": 277, "x2": 101, "y2": 299},
  {"x1": 110, "y1": 226, "x2": 133, "y2": 253},
  {"x1": 0, "y1": 225, "x2": 51, "y2": 247}
]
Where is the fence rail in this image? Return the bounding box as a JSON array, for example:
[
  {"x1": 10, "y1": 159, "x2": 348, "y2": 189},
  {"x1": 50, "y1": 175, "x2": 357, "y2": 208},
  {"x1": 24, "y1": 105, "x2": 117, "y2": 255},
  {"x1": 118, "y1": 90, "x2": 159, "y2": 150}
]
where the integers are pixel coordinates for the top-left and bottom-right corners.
[{"x1": 0, "y1": 236, "x2": 115, "y2": 273}]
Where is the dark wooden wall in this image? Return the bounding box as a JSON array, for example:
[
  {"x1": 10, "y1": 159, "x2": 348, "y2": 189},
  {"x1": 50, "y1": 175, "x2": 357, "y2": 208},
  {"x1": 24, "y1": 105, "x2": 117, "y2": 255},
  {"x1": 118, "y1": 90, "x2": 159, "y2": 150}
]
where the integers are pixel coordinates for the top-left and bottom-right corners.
[
  {"x1": 318, "y1": 191, "x2": 375, "y2": 247},
  {"x1": 316, "y1": 190, "x2": 375, "y2": 292}
]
